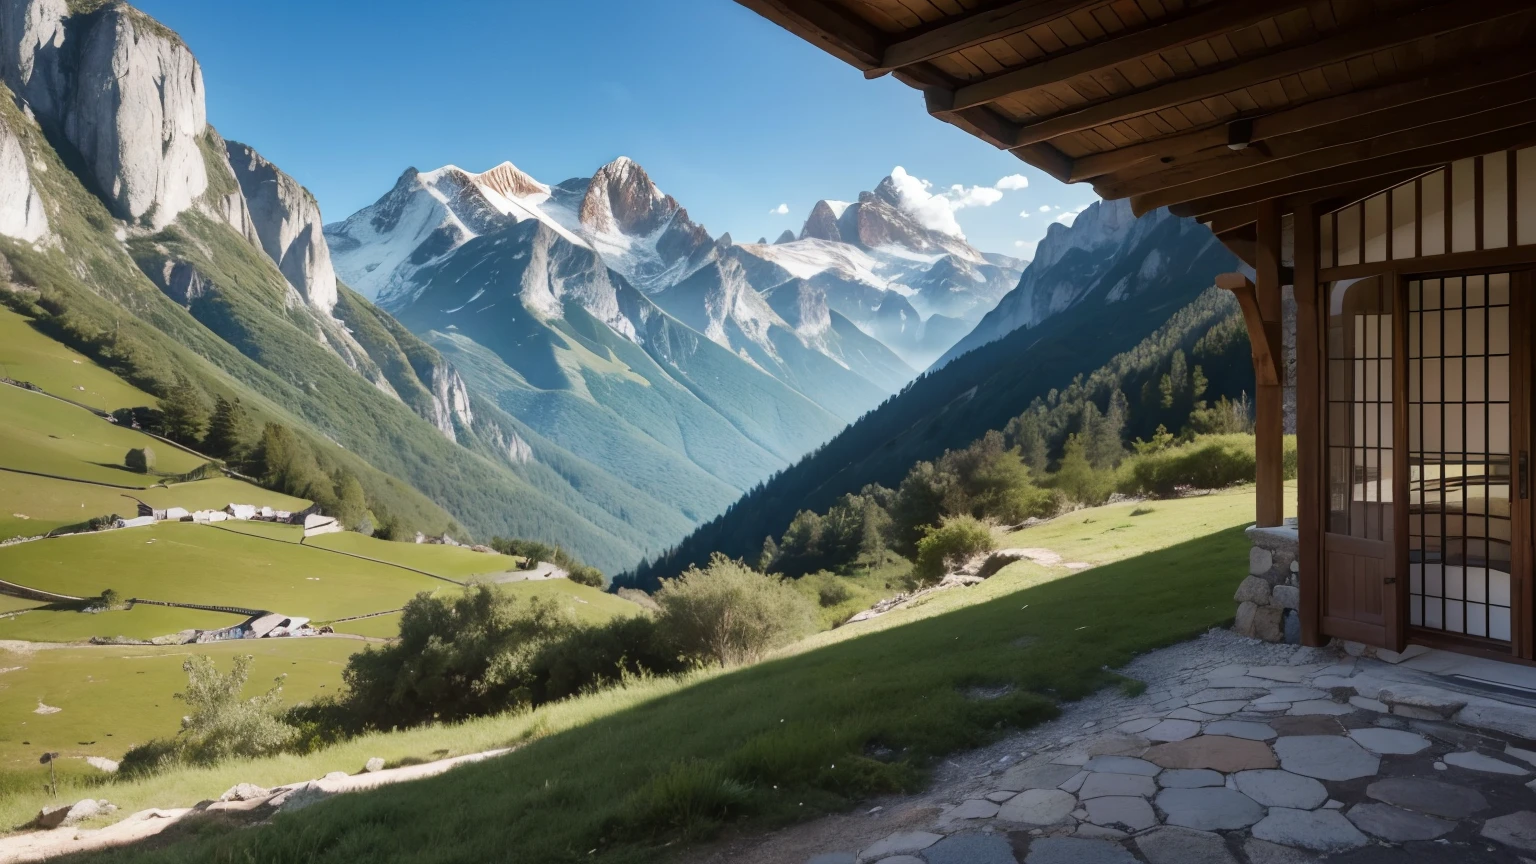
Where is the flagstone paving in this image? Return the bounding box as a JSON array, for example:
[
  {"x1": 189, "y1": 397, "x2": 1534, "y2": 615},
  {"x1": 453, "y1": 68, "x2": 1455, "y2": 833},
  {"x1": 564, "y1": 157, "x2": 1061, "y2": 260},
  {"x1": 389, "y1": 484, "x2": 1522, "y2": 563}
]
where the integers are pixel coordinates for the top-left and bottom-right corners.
[{"x1": 685, "y1": 631, "x2": 1536, "y2": 864}]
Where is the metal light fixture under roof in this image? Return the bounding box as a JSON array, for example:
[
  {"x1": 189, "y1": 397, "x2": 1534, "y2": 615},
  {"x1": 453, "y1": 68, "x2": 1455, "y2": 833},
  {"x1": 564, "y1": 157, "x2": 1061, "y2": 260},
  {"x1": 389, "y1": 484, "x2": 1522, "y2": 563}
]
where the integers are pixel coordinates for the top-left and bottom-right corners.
[{"x1": 1227, "y1": 119, "x2": 1254, "y2": 151}]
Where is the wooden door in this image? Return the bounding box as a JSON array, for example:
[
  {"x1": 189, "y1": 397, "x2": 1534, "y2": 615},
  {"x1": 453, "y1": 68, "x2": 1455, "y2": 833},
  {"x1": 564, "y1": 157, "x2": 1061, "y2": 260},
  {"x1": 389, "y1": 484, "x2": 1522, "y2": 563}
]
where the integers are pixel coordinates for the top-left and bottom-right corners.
[{"x1": 1322, "y1": 274, "x2": 1403, "y2": 649}]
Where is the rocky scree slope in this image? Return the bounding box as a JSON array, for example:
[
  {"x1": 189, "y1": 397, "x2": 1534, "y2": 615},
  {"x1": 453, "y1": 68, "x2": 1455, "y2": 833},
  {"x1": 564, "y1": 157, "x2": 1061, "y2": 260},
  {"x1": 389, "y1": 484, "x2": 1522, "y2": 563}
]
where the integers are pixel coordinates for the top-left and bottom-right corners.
[{"x1": 0, "y1": 0, "x2": 683, "y2": 572}]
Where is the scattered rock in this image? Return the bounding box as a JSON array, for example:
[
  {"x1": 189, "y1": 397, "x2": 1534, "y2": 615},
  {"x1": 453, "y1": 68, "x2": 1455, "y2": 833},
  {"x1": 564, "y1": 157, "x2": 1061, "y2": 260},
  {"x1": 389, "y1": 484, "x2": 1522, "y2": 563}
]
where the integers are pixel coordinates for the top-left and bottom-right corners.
[
  {"x1": 1136, "y1": 826, "x2": 1239, "y2": 864},
  {"x1": 1231, "y1": 769, "x2": 1328, "y2": 809},
  {"x1": 84, "y1": 756, "x2": 119, "y2": 773},
  {"x1": 1023, "y1": 837, "x2": 1138, "y2": 864},
  {"x1": 1483, "y1": 811, "x2": 1536, "y2": 852},
  {"x1": 1155, "y1": 787, "x2": 1265, "y2": 831},
  {"x1": 1235, "y1": 576, "x2": 1273, "y2": 605},
  {"x1": 277, "y1": 784, "x2": 331, "y2": 813},
  {"x1": 857, "y1": 831, "x2": 943, "y2": 862},
  {"x1": 922, "y1": 833, "x2": 1017, "y2": 864},
  {"x1": 1444, "y1": 751, "x2": 1529, "y2": 775},
  {"x1": 34, "y1": 799, "x2": 106, "y2": 829},
  {"x1": 364, "y1": 757, "x2": 385, "y2": 773},
  {"x1": 1251, "y1": 808, "x2": 1368, "y2": 852},
  {"x1": 1345, "y1": 802, "x2": 1455, "y2": 841},
  {"x1": 33, "y1": 702, "x2": 60, "y2": 715},
  {"x1": 1273, "y1": 735, "x2": 1379, "y2": 781},
  {"x1": 218, "y1": 783, "x2": 269, "y2": 803},
  {"x1": 1346, "y1": 728, "x2": 1431, "y2": 755},
  {"x1": 996, "y1": 789, "x2": 1076, "y2": 826},
  {"x1": 322, "y1": 771, "x2": 349, "y2": 782}
]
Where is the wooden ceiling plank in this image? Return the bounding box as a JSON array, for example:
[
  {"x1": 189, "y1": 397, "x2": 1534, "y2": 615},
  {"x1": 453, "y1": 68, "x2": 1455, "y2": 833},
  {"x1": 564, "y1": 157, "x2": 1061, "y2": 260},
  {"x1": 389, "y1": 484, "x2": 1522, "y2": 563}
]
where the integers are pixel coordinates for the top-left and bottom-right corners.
[
  {"x1": 1010, "y1": 0, "x2": 1533, "y2": 147},
  {"x1": 1158, "y1": 120, "x2": 1536, "y2": 217},
  {"x1": 945, "y1": 0, "x2": 1307, "y2": 110},
  {"x1": 871, "y1": 0, "x2": 1106, "y2": 75},
  {"x1": 733, "y1": 0, "x2": 887, "y2": 67},
  {"x1": 1069, "y1": 51, "x2": 1536, "y2": 182}
]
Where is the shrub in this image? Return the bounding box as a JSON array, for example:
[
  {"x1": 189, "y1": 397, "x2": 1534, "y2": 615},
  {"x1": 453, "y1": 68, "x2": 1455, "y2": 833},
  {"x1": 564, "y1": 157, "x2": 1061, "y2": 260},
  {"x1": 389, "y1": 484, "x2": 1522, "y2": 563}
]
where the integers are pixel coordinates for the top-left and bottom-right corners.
[
  {"x1": 1119, "y1": 434, "x2": 1297, "y2": 497},
  {"x1": 1052, "y1": 434, "x2": 1114, "y2": 507},
  {"x1": 124, "y1": 446, "x2": 155, "y2": 473},
  {"x1": 527, "y1": 615, "x2": 687, "y2": 703},
  {"x1": 120, "y1": 655, "x2": 296, "y2": 775},
  {"x1": 656, "y1": 554, "x2": 816, "y2": 667},
  {"x1": 491, "y1": 537, "x2": 604, "y2": 586},
  {"x1": 99, "y1": 588, "x2": 123, "y2": 610},
  {"x1": 911, "y1": 515, "x2": 995, "y2": 586},
  {"x1": 341, "y1": 585, "x2": 576, "y2": 729}
]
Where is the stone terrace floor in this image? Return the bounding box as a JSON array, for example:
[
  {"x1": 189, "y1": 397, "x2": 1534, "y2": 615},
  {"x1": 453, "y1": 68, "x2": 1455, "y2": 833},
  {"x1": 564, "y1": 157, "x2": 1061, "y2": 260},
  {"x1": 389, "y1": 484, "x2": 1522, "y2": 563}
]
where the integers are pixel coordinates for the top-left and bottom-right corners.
[{"x1": 688, "y1": 630, "x2": 1536, "y2": 864}]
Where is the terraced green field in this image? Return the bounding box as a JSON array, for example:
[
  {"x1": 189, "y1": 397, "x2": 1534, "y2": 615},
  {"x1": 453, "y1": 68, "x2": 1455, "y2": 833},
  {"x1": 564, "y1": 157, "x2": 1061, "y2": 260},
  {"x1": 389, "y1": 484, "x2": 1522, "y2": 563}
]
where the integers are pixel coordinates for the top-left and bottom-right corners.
[
  {"x1": 0, "y1": 474, "x2": 311, "y2": 541},
  {"x1": 0, "y1": 604, "x2": 242, "y2": 643},
  {"x1": 0, "y1": 307, "x2": 159, "y2": 412},
  {"x1": 303, "y1": 531, "x2": 519, "y2": 578},
  {"x1": 0, "y1": 638, "x2": 360, "y2": 768},
  {"x1": 0, "y1": 522, "x2": 449, "y2": 621},
  {"x1": 0, "y1": 385, "x2": 207, "y2": 486}
]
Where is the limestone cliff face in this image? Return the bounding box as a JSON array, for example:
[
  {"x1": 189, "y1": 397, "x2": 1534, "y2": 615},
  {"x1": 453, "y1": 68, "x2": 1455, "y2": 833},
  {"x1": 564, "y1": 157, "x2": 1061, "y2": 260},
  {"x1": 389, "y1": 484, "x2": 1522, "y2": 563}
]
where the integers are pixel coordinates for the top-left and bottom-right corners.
[
  {"x1": 422, "y1": 360, "x2": 474, "y2": 441},
  {"x1": 0, "y1": 112, "x2": 48, "y2": 241},
  {"x1": 224, "y1": 140, "x2": 338, "y2": 313},
  {"x1": 0, "y1": 0, "x2": 208, "y2": 228}
]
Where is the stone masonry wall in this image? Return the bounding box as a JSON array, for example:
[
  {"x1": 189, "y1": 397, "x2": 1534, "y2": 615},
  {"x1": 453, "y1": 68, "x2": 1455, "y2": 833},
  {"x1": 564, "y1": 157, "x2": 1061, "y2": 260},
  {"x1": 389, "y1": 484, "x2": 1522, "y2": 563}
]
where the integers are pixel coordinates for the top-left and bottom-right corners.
[{"x1": 1234, "y1": 520, "x2": 1300, "y2": 643}]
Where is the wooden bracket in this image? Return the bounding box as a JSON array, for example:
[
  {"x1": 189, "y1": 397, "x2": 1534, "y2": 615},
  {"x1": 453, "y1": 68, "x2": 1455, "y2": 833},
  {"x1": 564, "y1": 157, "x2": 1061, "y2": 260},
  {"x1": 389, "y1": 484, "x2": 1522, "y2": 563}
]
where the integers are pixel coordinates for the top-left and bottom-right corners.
[{"x1": 1216, "y1": 272, "x2": 1281, "y2": 387}]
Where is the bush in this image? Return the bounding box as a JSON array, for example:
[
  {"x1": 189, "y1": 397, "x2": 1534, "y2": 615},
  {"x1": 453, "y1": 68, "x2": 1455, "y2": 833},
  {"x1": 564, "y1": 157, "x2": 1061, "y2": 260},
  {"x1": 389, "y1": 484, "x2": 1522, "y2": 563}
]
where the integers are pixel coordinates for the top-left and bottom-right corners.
[
  {"x1": 911, "y1": 515, "x2": 995, "y2": 586},
  {"x1": 527, "y1": 615, "x2": 687, "y2": 703},
  {"x1": 1052, "y1": 434, "x2": 1114, "y2": 507},
  {"x1": 124, "y1": 446, "x2": 155, "y2": 473},
  {"x1": 341, "y1": 584, "x2": 576, "y2": 729},
  {"x1": 120, "y1": 655, "x2": 296, "y2": 775},
  {"x1": 1118, "y1": 433, "x2": 1297, "y2": 497},
  {"x1": 656, "y1": 554, "x2": 816, "y2": 667},
  {"x1": 491, "y1": 537, "x2": 605, "y2": 586}
]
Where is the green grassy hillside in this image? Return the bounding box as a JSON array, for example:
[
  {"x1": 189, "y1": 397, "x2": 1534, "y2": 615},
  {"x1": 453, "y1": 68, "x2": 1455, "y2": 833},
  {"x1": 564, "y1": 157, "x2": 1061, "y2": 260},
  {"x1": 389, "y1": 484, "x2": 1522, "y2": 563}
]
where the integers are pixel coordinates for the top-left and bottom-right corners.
[{"x1": 0, "y1": 306, "x2": 158, "y2": 412}]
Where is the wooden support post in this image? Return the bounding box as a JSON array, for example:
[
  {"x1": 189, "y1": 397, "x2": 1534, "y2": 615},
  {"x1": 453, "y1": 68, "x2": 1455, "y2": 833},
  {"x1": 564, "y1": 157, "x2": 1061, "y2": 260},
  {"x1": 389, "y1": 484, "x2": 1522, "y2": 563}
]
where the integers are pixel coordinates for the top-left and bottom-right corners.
[
  {"x1": 1254, "y1": 200, "x2": 1285, "y2": 529},
  {"x1": 1294, "y1": 202, "x2": 1325, "y2": 646}
]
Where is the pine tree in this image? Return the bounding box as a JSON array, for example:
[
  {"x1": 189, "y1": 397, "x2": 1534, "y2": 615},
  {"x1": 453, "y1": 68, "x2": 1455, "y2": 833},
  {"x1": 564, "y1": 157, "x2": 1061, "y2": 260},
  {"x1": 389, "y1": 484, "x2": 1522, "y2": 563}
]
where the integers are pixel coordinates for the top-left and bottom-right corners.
[
  {"x1": 155, "y1": 376, "x2": 207, "y2": 445},
  {"x1": 334, "y1": 472, "x2": 368, "y2": 530},
  {"x1": 204, "y1": 396, "x2": 255, "y2": 466}
]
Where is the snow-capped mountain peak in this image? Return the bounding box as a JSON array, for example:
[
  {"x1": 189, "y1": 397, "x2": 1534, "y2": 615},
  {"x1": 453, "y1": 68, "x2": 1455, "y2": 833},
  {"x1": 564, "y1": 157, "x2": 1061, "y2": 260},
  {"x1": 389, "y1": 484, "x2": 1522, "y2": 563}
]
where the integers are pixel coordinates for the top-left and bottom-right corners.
[{"x1": 578, "y1": 156, "x2": 671, "y2": 236}]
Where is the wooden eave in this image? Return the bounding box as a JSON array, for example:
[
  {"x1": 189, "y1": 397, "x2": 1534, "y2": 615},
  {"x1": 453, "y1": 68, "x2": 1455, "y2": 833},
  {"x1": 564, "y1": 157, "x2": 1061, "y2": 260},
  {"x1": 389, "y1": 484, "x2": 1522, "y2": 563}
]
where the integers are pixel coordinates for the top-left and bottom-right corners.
[{"x1": 737, "y1": 0, "x2": 1536, "y2": 227}]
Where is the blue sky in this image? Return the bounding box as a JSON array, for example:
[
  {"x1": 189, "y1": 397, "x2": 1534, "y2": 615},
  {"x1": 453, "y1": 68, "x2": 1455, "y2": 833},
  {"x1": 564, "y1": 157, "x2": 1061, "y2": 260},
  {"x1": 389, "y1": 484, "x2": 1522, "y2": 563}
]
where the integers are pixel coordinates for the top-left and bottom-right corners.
[{"x1": 136, "y1": 0, "x2": 1099, "y2": 258}]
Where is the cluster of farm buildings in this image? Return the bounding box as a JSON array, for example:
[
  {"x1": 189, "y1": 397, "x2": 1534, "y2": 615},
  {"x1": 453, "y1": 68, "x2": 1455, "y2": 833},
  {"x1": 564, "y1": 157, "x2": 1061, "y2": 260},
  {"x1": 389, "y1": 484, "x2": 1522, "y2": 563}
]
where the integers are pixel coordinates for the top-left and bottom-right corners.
[{"x1": 113, "y1": 502, "x2": 342, "y2": 537}]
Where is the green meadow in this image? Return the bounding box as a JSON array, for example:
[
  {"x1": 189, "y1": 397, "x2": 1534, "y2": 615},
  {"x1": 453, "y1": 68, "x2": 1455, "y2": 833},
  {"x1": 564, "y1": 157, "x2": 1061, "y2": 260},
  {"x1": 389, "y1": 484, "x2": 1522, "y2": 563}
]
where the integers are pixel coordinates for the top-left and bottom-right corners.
[
  {"x1": 303, "y1": 530, "x2": 520, "y2": 578},
  {"x1": 0, "y1": 307, "x2": 158, "y2": 412},
  {"x1": 0, "y1": 473, "x2": 311, "y2": 541},
  {"x1": 0, "y1": 385, "x2": 206, "y2": 487}
]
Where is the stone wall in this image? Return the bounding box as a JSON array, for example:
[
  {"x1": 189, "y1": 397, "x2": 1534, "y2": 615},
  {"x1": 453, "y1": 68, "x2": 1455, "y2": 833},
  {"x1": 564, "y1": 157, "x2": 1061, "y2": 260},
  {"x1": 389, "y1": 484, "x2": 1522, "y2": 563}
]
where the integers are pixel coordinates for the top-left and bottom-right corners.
[{"x1": 1233, "y1": 520, "x2": 1300, "y2": 643}]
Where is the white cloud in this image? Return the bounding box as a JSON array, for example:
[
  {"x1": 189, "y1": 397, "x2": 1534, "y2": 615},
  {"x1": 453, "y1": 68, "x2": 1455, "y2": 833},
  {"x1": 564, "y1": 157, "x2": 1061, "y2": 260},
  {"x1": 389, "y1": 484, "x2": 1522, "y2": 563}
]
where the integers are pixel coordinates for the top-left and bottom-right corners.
[
  {"x1": 995, "y1": 174, "x2": 1030, "y2": 191},
  {"x1": 1055, "y1": 204, "x2": 1090, "y2": 226},
  {"x1": 1019, "y1": 209, "x2": 1031, "y2": 218},
  {"x1": 888, "y1": 166, "x2": 1020, "y2": 237},
  {"x1": 769, "y1": 203, "x2": 789, "y2": 215},
  {"x1": 1038, "y1": 205, "x2": 1052, "y2": 213}
]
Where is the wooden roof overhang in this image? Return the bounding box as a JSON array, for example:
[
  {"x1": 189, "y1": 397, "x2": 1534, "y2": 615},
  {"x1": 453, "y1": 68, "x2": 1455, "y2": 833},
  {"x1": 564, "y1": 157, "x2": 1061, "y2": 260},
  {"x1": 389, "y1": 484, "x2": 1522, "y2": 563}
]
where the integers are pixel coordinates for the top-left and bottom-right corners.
[{"x1": 735, "y1": 0, "x2": 1536, "y2": 264}]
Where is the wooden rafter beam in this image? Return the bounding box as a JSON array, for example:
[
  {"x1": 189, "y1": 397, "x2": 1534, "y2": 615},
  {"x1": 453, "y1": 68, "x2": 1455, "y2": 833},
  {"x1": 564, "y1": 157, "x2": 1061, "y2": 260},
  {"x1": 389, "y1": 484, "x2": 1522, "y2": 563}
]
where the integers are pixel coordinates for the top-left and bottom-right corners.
[
  {"x1": 866, "y1": 0, "x2": 1102, "y2": 77},
  {"x1": 1195, "y1": 169, "x2": 1432, "y2": 229},
  {"x1": 1096, "y1": 66, "x2": 1536, "y2": 198},
  {"x1": 1168, "y1": 121, "x2": 1536, "y2": 218},
  {"x1": 733, "y1": 0, "x2": 885, "y2": 68},
  {"x1": 1071, "y1": 52, "x2": 1536, "y2": 183},
  {"x1": 1010, "y1": 0, "x2": 1535, "y2": 148},
  {"x1": 1121, "y1": 94, "x2": 1536, "y2": 213},
  {"x1": 945, "y1": 0, "x2": 1308, "y2": 113},
  {"x1": 925, "y1": 91, "x2": 1076, "y2": 183},
  {"x1": 1215, "y1": 272, "x2": 1280, "y2": 387}
]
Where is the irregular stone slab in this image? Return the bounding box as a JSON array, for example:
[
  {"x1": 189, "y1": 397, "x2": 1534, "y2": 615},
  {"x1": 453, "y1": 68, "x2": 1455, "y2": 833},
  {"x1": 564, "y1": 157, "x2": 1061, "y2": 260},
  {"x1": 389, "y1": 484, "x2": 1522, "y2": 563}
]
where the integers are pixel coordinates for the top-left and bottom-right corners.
[
  {"x1": 1058, "y1": 771, "x2": 1087, "y2": 793},
  {"x1": 1051, "y1": 752, "x2": 1090, "y2": 766},
  {"x1": 1274, "y1": 736, "x2": 1380, "y2": 781},
  {"x1": 1084, "y1": 795, "x2": 1157, "y2": 831},
  {"x1": 1380, "y1": 691, "x2": 1465, "y2": 720},
  {"x1": 1083, "y1": 755, "x2": 1160, "y2": 776},
  {"x1": 1345, "y1": 803, "x2": 1455, "y2": 841},
  {"x1": 1167, "y1": 708, "x2": 1216, "y2": 722},
  {"x1": 1268, "y1": 716, "x2": 1343, "y2": 737},
  {"x1": 1158, "y1": 769, "x2": 1225, "y2": 788},
  {"x1": 941, "y1": 799, "x2": 1001, "y2": 823},
  {"x1": 1350, "y1": 696, "x2": 1389, "y2": 713},
  {"x1": 1156, "y1": 787, "x2": 1265, "y2": 831},
  {"x1": 1074, "y1": 823, "x2": 1128, "y2": 840},
  {"x1": 996, "y1": 789, "x2": 1076, "y2": 826},
  {"x1": 1116, "y1": 718, "x2": 1160, "y2": 735},
  {"x1": 1243, "y1": 838, "x2": 1322, "y2": 864},
  {"x1": 1085, "y1": 733, "x2": 1151, "y2": 758},
  {"x1": 1136, "y1": 826, "x2": 1239, "y2": 864},
  {"x1": 1483, "y1": 811, "x2": 1536, "y2": 852},
  {"x1": 1347, "y1": 728, "x2": 1431, "y2": 756},
  {"x1": 1146, "y1": 736, "x2": 1278, "y2": 772},
  {"x1": 1445, "y1": 751, "x2": 1529, "y2": 775},
  {"x1": 1023, "y1": 837, "x2": 1138, "y2": 864},
  {"x1": 1232, "y1": 770, "x2": 1328, "y2": 809},
  {"x1": 1198, "y1": 700, "x2": 1251, "y2": 715},
  {"x1": 1255, "y1": 687, "x2": 1328, "y2": 704},
  {"x1": 857, "y1": 831, "x2": 943, "y2": 862},
  {"x1": 1078, "y1": 772, "x2": 1156, "y2": 799},
  {"x1": 1205, "y1": 676, "x2": 1280, "y2": 689},
  {"x1": 1287, "y1": 700, "x2": 1352, "y2": 716},
  {"x1": 986, "y1": 790, "x2": 1018, "y2": 803},
  {"x1": 922, "y1": 833, "x2": 1018, "y2": 864},
  {"x1": 1251, "y1": 808, "x2": 1368, "y2": 852},
  {"x1": 1247, "y1": 666, "x2": 1308, "y2": 683},
  {"x1": 1507, "y1": 745, "x2": 1536, "y2": 767},
  {"x1": 1205, "y1": 720, "x2": 1276, "y2": 741},
  {"x1": 997, "y1": 763, "x2": 1081, "y2": 792},
  {"x1": 1143, "y1": 719, "x2": 1202, "y2": 742},
  {"x1": 807, "y1": 855, "x2": 856, "y2": 864},
  {"x1": 1187, "y1": 688, "x2": 1270, "y2": 704}
]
